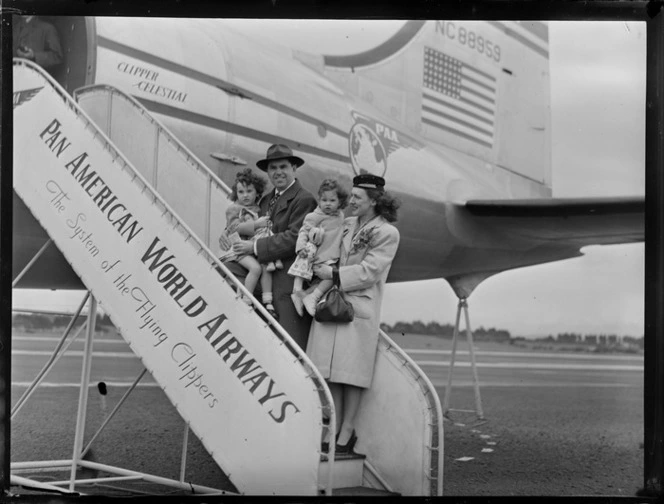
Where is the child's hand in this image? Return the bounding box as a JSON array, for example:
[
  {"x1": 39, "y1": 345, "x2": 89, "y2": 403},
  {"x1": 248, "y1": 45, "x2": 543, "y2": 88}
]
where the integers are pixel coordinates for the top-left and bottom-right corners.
[
  {"x1": 309, "y1": 226, "x2": 324, "y2": 246},
  {"x1": 255, "y1": 216, "x2": 269, "y2": 228},
  {"x1": 298, "y1": 249, "x2": 309, "y2": 258}
]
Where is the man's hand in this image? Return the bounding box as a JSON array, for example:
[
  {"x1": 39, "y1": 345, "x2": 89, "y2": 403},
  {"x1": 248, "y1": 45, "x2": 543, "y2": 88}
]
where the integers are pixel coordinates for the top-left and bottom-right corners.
[
  {"x1": 17, "y1": 46, "x2": 34, "y2": 60},
  {"x1": 218, "y1": 233, "x2": 232, "y2": 251},
  {"x1": 232, "y1": 240, "x2": 254, "y2": 256},
  {"x1": 254, "y1": 216, "x2": 269, "y2": 229},
  {"x1": 314, "y1": 264, "x2": 334, "y2": 280}
]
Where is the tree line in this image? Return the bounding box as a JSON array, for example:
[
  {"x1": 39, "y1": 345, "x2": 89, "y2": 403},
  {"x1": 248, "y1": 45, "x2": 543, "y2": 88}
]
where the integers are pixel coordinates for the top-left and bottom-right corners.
[
  {"x1": 380, "y1": 321, "x2": 644, "y2": 347},
  {"x1": 380, "y1": 321, "x2": 511, "y2": 342},
  {"x1": 528, "y1": 332, "x2": 644, "y2": 348}
]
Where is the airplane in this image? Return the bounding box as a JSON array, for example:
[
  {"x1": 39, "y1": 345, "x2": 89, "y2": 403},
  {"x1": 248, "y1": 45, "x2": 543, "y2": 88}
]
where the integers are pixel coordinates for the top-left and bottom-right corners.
[
  {"x1": 13, "y1": 17, "x2": 644, "y2": 298},
  {"x1": 9, "y1": 16, "x2": 645, "y2": 496}
]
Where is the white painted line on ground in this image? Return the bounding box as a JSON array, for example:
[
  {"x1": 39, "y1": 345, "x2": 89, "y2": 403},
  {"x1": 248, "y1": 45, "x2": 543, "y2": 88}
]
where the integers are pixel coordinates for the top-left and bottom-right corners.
[
  {"x1": 430, "y1": 380, "x2": 638, "y2": 388},
  {"x1": 404, "y1": 349, "x2": 643, "y2": 361},
  {"x1": 455, "y1": 457, "x2": 474, "y2": 462},
  {"x1": 481, "y1": 448, "x2": 494, "y2": 453},
  {"x1": 416, "y1": 361, "x2": 643, "y2": 371},
  {"x1": 12, "y1": 381, "x2": 158, "y2": 388},
  {"x1": 12, "y1": 350, "x2": 136, "y2": 358},
  {"x1": 454, "y1": 423, "x2": 466, "y2": 427},
  {"x1": 470, "y1": 429, "x2": 480, "y2": 434},
  {"x1": 480, "y1": 434, "x2": 491, "y2": 439},
  {"x1": 13, "y1": 336, "x2": 125, "y2": 344},
  {"x1": 487, "y1": 442, "x2": 497, "y2": 446}
]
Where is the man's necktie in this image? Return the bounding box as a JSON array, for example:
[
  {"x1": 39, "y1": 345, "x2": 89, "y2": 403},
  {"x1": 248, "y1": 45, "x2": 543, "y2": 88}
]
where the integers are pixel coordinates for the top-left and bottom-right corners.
[{"x1": 267, "y1": 191, "x2": 280, "y2": 218}]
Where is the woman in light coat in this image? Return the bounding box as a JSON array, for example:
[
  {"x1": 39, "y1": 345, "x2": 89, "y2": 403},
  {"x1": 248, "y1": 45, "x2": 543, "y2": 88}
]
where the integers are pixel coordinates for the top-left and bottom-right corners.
[{"x1": 307, "y1": 173, "x2": 401, "y2": 453}]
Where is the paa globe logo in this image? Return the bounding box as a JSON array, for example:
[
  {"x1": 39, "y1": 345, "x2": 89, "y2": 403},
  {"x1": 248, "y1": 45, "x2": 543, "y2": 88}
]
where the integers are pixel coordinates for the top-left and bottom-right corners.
[
  {"x1": 349, "y1": 121, "x2": 387, "y2": 177},
  {"x1": 348, "y1": 111, "x2": 423, "y2": 177}
]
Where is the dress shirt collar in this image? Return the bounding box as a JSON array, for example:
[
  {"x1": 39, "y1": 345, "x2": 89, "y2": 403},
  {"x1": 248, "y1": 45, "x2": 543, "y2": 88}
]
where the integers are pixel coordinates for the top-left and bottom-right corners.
[{"x1": 274, "y1": 179, "x2": 296, "y2": 198}]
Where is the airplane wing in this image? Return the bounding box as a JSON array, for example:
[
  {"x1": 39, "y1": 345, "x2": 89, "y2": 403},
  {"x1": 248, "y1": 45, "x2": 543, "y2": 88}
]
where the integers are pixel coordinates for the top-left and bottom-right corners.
[
  {"x1": 462, "y1": 196, "x2": 644, "y2": 246},
  {"x1": 404, "y1": 195, "x2": 646, "y2": 297}
]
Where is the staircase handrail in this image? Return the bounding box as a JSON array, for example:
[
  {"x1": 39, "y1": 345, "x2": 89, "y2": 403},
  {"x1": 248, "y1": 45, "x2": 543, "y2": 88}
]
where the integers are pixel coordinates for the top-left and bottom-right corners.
[
  {"x1": 378, "y1": 329, "x2": 444, "y2": 495},
  {"x1": 72, "y1": 83, "x2": 231, "y2": 249}
]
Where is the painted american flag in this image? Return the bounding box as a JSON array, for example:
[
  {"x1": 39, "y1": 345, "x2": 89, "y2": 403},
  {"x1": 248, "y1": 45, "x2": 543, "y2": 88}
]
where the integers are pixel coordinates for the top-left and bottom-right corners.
[{"x1": 422, "y1": 47, "x2": 496, "y2": 149}]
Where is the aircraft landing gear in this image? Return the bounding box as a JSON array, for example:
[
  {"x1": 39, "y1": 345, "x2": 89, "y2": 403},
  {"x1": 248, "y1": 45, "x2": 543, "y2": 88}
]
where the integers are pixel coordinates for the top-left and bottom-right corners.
[{"x1": 442, "y1": 297, "x2": 486, "y2": 425}]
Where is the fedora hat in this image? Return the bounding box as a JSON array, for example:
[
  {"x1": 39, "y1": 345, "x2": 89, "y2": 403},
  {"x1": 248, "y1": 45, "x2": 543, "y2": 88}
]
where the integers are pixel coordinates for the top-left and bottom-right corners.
[{"x1": 256, "y1": 144, "x2": 305, "y2": 171}]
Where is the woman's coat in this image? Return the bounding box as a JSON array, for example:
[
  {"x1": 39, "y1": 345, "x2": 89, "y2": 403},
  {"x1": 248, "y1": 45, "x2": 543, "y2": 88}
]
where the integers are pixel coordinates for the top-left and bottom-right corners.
[{"x1": 306, "y1": 215, "x2": 400, "y2": 388}]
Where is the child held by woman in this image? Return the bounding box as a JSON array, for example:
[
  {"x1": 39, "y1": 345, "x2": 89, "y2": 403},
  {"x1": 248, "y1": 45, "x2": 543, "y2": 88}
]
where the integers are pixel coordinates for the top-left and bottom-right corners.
[
  {"x1": 289, "y1": 179, "x2": 348, "y2": 317},
  {"x1": 219, "y1": 168, "x2": 281, "y2": 318}
]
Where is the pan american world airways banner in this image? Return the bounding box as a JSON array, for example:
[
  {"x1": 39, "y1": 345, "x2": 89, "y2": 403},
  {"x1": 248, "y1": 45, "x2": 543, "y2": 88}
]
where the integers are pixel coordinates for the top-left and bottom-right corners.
[{"x1": 13, "y1": 62, "x2": 323, "y2": 495}]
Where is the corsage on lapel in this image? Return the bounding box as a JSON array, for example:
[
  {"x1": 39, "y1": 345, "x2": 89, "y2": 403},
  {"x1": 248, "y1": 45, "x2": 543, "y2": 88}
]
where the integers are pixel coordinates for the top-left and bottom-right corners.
[{"x1": 350, "y1": 226, "x2": 377, "y2": 255}]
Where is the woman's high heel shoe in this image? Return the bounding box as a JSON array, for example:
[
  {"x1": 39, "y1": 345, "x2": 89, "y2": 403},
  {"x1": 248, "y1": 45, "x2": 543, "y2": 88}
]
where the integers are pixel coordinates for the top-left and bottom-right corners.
[{"x1": 335, "y1": 430, "x2": 357, "y2": 455}]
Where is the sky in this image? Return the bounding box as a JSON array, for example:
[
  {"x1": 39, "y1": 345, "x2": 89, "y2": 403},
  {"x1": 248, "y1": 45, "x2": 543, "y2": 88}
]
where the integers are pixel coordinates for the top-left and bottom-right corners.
[{"x1": 12, "y1": 20, "x2": 646, "y2": 338}]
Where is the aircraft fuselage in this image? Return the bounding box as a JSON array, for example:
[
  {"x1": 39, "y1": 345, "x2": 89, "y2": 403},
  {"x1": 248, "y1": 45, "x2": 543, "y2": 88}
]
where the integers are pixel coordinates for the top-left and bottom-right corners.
[{"x1": 14, "y1": 17, "x2": 553, "y2": 288}]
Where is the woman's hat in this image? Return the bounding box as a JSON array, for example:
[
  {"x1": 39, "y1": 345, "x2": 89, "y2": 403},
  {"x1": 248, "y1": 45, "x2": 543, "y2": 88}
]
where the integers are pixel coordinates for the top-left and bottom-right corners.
[
  {"x1": 256, "y1": 144, "x2": 305, "y2": 171},
  {"x1": 353, "y1": 174, "x2": 385, "y2": 190}
]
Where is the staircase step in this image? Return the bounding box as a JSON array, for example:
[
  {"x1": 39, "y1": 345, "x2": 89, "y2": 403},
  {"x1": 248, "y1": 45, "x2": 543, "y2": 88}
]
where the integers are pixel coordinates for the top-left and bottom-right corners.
[
  {"x1": 334, "y1": 451, "x2": 366, "y2": 461},
  {"x1": 318, "y1": 451, "x2": 365, "y2": 490},
  {"x1": 333, "y1": 486, "x2": 400, "y2": 496}
]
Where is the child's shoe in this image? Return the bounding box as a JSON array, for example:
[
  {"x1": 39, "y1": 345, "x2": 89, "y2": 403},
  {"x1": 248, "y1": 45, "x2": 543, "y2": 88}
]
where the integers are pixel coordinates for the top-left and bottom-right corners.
[
  {"x1": 275, "y1": 259, "x2": 284, "y2": 270},
  {"x1": 302, "y1": 291, "x2": 322, "y2": 317},
  {"x1": 266, "y1": 261, "x2": 276, "y2": 272},
  {"x1": 290, "y1": 291, "x2": 305, "y2": 317},
  {"x1": 263, "y1": 302, "x2": 278, "y2": 320}
]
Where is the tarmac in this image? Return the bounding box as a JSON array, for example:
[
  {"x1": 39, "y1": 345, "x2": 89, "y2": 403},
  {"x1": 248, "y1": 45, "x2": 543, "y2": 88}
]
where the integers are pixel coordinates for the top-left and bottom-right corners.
[{"x1": 9, "y1": 329, "x2": 644, "y2": 496}]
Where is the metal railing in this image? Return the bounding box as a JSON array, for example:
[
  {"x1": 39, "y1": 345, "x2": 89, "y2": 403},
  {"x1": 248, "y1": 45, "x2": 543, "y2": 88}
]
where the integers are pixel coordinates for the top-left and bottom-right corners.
[
  {"x1": 376, "y1": 329, "x2": 444, "y2": 496},
  {"x1": 73, "y1": 84, "x2": 232, "y2": 250}
]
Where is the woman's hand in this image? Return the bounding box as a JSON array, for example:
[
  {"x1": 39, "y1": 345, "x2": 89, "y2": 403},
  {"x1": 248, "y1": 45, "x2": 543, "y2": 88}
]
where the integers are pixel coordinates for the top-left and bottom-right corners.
[
  {"x1": 298, "y1": 249, "x2": 309, "y2": 258},
  {"x1": 314, "y1": 264, "x2": 334, "y2": 280}
]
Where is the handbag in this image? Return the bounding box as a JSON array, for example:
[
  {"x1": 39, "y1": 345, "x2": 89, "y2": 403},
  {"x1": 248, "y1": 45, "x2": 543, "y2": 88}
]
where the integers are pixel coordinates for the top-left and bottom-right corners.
[{"x1": 314, "y1": 267, "x2": 354, "y2": 323}]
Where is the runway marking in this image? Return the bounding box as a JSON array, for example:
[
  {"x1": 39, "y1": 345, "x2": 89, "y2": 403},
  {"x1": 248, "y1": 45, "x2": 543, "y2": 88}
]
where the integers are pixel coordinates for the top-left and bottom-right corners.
[
  {"x1": 480, "y1": 434, "x2": 491, "y2": 439},
  {"x1": 487, "y1": 442, "x2": 497, "y2": 446},
  {"x1": 13, "y1": 336, "x2": 125, "y2": 344},
  {"x1": 416, "y1": 361, "x2": 643, "y2": 371},
  {"x1": 405, "y1": 349, "x2": 643, "y2": 361},
  {"x1": 455, "y1": 457, "x2": 474, "y2": 462},
  {"x1": 12, "y1": 350, "x2": 137, "y2": 358},
  {"x1": 11, "y1": 381, "x2": 159, "y2": 388},
  {"x1": 481, "y1": 448, "x2": 494, "y2": 453},
  {"x1": 431, "y1": 380, "x2": 639, "y2": 388}
]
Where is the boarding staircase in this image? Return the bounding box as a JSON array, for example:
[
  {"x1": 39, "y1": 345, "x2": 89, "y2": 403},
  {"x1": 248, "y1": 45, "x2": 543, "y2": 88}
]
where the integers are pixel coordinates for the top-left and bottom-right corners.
[{"x1": 12, "y1": 59, "x2": 443, "y2": 496}]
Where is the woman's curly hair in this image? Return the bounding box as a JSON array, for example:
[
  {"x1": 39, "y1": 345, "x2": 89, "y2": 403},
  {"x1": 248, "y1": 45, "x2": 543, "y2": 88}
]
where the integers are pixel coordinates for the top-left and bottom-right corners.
[
  {"x1": 317, "y1": 179, "x2": 349, "y2": 209},
  {"x1": 366, "y1": 188, "x2": 401, "y2": 223},
  {"x1": 230, "y1": 168, "x2": 267, "y2": 204}
]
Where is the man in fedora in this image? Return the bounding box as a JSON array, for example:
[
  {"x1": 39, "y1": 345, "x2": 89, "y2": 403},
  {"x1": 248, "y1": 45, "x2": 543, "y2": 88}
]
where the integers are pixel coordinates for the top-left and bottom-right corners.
[{"x1": 225, "y1": 144, "x2": 317, "y2": 348}]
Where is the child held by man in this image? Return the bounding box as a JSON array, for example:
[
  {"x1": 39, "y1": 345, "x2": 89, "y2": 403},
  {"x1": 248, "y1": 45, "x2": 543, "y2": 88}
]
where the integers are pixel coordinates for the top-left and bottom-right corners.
[{"x1": 219, "y1": 168, "x2": 281, "y2": 318}]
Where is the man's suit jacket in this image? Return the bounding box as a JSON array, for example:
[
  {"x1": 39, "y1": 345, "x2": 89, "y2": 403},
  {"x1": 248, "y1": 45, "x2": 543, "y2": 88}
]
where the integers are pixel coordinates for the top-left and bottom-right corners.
[
  {"x1": 255, "y1": 179, "x2": 317, "y2": 268},
  {"x1": 255, "y1": 179, "x2": 316, "y2": 349}
]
